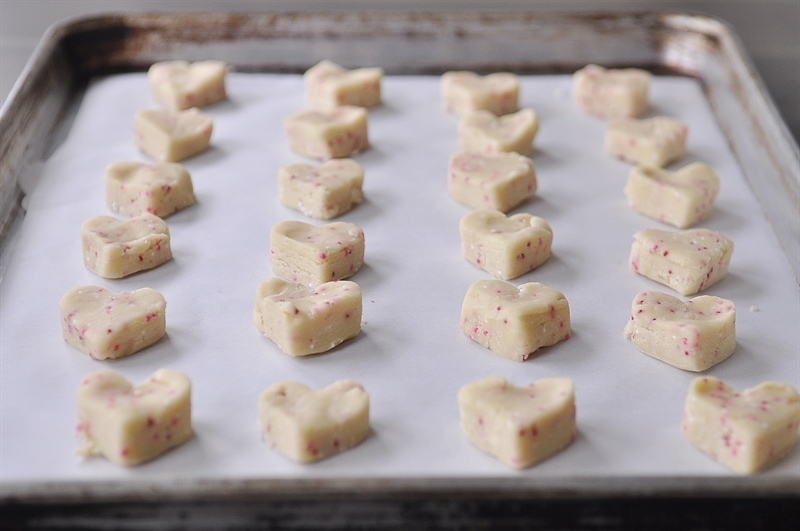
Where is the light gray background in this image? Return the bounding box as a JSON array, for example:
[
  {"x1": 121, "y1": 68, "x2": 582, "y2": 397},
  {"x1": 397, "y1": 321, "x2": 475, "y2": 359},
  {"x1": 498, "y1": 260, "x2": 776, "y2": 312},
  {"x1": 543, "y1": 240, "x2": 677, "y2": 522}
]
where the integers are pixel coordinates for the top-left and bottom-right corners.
[{"x1": 1, "y1": 0, "x2": 799, "y2": 143}]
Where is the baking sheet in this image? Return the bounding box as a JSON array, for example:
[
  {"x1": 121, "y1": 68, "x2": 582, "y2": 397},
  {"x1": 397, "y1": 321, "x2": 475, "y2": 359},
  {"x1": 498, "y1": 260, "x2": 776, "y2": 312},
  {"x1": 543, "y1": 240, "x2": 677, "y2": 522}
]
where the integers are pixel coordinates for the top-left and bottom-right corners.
[{"x1": 0, "y1": 71, "x2": 798, "y2": 489}]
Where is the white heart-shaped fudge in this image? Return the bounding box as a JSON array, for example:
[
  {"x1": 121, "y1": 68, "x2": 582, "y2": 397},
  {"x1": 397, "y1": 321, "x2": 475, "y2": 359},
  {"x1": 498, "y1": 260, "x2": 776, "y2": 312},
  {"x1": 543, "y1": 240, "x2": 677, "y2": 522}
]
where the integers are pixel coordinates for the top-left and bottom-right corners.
[
  {"x1": 629, "y1": 228, "x2": 734, "y2": 296},
  {"x1": 105, "y1": 161, "x2": 195, "y2": 218},
  {"x1": 683, "y1": 377, "x2": 800, "y2": 475},
  {"x1": 304, "y1": 60, "x2": 383, "y2": 110},
  {"x1": 60, "y1": 286, "x2": 166, "y2": 360},
  {"x1": 148, "y1": 60, "x2": 227, "y2": 111},
  {"x1": 572, "y1": 64, "x2": 651, "y2": 119},
  {"x1": 134, "y1": 108, "x2": 213, "y2": 162},
  {"x1": 81, "y1": 213, "x2": 171, "y2": 279},
  {"x1": 625, "y1": 163, "x2": 721, "y2": 228},
  {"x1": 448, "y1": 152, "x2": 537, "y2": 212},
  {"x1": 458, "y1": 108, "x2": 539, "y2": 156},
  {"x1": 258, "y1": 380, "x2": 369, "y2": 463},
  {"x1": 460, "y1": 210, "x2": 553, "y2": 280},
  {"x1": 284, "y1": 106, "x2": 368, "y2": 160},
  {"x1": 606, "y1": 117, "x2": 688, "y2": 167},
  {"x1": 254, "y1": 278, "x2": 362, "y2": 357},
  {"x1": 76, "y1": 368, "x2": 192, "y2": 466},
  {"x1": 461, "y1": 280, "x2": 570, "y2": 362},
  {"x1": 624, "y1": 290, "x2": 736, "y2": 371},
  {"x1": 458, "y1": 376, "x2": 576, "y2": 469},
  {"x1": 441, "y1": 71, "x2": 519, "y2": 118},
  {"x1": 270, "y1": 220, "x2": 365, "y2": 287},
  {"x1": 278, "y1": 159, "x2": 364, "y2": 220}
]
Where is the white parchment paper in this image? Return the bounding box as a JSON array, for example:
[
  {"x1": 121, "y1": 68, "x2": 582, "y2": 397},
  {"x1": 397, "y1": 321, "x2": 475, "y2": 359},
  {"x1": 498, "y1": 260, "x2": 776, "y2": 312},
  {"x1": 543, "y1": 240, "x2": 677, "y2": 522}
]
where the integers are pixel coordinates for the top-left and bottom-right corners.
[{"x1": 1, "y1": 73, "x2": 798, "y2": 485}]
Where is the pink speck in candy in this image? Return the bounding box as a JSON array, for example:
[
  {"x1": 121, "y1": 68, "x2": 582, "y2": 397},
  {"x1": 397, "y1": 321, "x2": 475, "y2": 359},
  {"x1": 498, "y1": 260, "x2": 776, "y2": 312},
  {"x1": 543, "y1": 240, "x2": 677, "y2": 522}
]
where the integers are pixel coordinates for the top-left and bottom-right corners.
[
  {"x1": 320, "y1": 253, "x2": 327, "y2": 260},
  {"x1": 120, "y1": 448, "x2": 130, "y2": 458},
  {"x1": 171, "y1": 417, "x2": 179, "y2": 427},
  {"x1": 147, "y1": 417, "x2": 156, "y2": 428}
]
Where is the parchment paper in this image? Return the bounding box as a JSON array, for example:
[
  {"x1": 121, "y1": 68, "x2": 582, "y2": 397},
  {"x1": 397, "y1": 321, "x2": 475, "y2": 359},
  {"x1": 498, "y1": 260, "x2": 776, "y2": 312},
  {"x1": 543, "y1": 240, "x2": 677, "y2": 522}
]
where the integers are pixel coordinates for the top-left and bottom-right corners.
[{"x1": 1, "y1": 73, "x2": 798, "y2": 484}]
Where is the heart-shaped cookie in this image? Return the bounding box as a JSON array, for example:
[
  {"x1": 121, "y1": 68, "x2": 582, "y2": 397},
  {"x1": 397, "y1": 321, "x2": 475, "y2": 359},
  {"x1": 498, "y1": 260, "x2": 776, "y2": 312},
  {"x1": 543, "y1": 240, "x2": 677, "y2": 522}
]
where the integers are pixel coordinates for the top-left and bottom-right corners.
[
  {"x1": 448, "y1": 151, "x2": 537, "y2": 212},
  {"x1": 458, "y1": 376, "x2": 576, "y2": 469},
  {"x1": 76, "y1": 368, "x2": 192, "y2": 466},
  {"x1": 573, "y1": 64, "x2": 651, "y2": 119},
  {"x1": 458, "y1": 108, "x2": 539, "y2": 156},
  {"x1": 629, "y1": 228, "x2": 734, "y2": 296},
  {"x1": 683, "y1": 377, "x2": 800, "y2": 474},
  {"x1": 304, "y1": 60, "x2": 383, "y2": 110},
  {"x1": 441, "y1": 71, "x2": 519, "y2": 117},
  {"x1": 254, "y1": 278, "x2": 362, "y2": 357},
  {"x1": 278, "y1": 159, "x2": 364, "y2": 220},
  {"x1": 270, "y1": 220, "x2": 365, "y2": 286},
  {"x1": 284, "y1": 106, "x2": 369, "y2": 160},
  {"x1": 460, "y1": 209, "x2": 553, "y2": 280},
  {"x1": 258, "y1": 380, "x2": 370, "y2": 463},
  {"x1": 81, "y1": 213, "x2": 172, "y2": 279},
  {"x1": 606, "y1": 116, "x2": 688, "y2": 167},
  {"x1": 624, "y1": 290, "x2": 736, "y2": 371},
  {"x1": 461, "y1": 280, "x2": 570, "y2": 361},
  {"x1": 105, "y1": 161, "x2": 195, "y2": 218},
  {"x1": 625, "y1": 162, "x2": 721, "y2": 228},
  {"x1": 148, "y1": 60, "x2": 227, "y2": 111},
  {"x1": 134, "y1": 108, "x2": 213, "y2": 162},
  {"x1": 60, "y1": 286, "x2": 167, "y2": 360}
]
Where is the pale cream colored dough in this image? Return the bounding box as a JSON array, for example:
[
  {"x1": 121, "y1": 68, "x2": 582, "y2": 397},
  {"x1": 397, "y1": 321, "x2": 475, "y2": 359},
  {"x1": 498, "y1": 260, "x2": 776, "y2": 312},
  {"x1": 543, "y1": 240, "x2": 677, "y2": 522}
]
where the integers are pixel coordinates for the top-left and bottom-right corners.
[
  {"x1": 148, "y1": 60, "x2": 227, "y2": 111},
  {"x1": 460, "y1": 209, "x2": 552, "y2": 280},
  {"x1": 629, "y1": 228, "x2": 734, "y2": 296},
  {"x1": 683, "y1": 377, "x2": 800, "y2": 475},
  {"x1": 448, "y1": 151, "x2": 537, "y2": 212},
  {"x1": 625, "y1": 163, "x2": 720, "y2": 228},
  {"x1": 60, "y1": 286, "x2": 166, "y2": 360},
  {"x1": 81, "y1": 213, "x2": 171, "y2": 279},
  {"x1": 460, "y1": 279, "x2": 570, "y2": 362},
  {"x1": 441, "y1": 71, "x2": 519, "y2": 117},
  {"x1": 278, "y1": 159, "x2": 364, "y2": 220},
  {"x1": 624, "y1": 290, "x2": 736, "y2": 371},
  {"x1": 606, "y1": 117, "x2": 688, "y2": 167},
  {"x1": 76, "y1": 368, "x2": 192, "y2": 466},
  {"x1": 270, "y1": 220, "x2": 365, "y2": 287},
  {"x1": 105, "y1": 161, "x2": 195, "y2": 218},
  {"x1": 254, "y1": 278, "x2": 362, "y2": 357},
  {"x1": 572, "y1": 64, "x2": 651, "y2": 119},
  {"x1": 458, "y1": 108, "x2": 539, "y2": 156},
  {"x1": 258, "y1": 380, "x2": 370, "y2": 463},
  {"x1": 284, "y1": 106, "x2": 368, "y2": 160},
  {"x1": 304, "y1": 60, "x2": 383, "y2": 110},
  {"x1": 134, "y1": 108, "x2": 213, "y2": 162},
  {"x1": 458, "y1": 376, "x2": 576, "y2": 469}
]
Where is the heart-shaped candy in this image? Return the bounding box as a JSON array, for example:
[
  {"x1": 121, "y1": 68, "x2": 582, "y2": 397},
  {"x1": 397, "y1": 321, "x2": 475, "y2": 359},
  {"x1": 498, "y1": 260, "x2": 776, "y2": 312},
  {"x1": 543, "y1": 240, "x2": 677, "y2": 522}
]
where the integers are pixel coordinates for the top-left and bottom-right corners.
[
  {"x1": 461, "y1": 280, "x2": 570, "y2": 362},
  {"x1": 134, "y1": 108, "x2": 213, "y2": 162},
  {"x1": 458, "y1": 108, "x2": 539, "y2": 156},
  {"x1": 606, "y1": 116, "x2": 688, "y2": 167},
  {"x1": 304, "y1": 60, "x2": 383, "y2": 110},
  {"x1": 60, "y1": 286, "x2": 166, "y2": 360},
  {"x1": 148, "y1": 60, "x2": 227, "y2": 111},
  {"x1": 76, "y1": 368, "x2": 192, "y2": 466},
  {"x1": 573, "y1": 64, "x2": 651, "y2": 119},
  {"x1": 625, "y1": 162, "x2": 720, "y2": 229},
  {"x1": 448, "y1": 151, "x2": 537, "y2": 212},
  {"x1": 629, "y1": 228, "x2": 734, "y2": 296},
  {"x1": 81, "y1": 213, "x2": 172, "y2": 279},
  {"x1": 683, "y1": 377, "x2": 800, "y2": 474},
  {"x1": 258, "y1": 380, "x2": 370, "y2": 463},
  {"x1": 441, "y1": 71, "x2": 519, "y2": 117},
  {"x1": 270, "y1": 220, "x2": 365, "y2": 287},
  {"x1": 624, "y1": 290, "x2": 736, "y2": 371},
  {"x1": 278, "y1": 159, "x2": 364, "y2": 220},
  {"x1": 460, "y1": 209, "x2": 553, "y2": 280},
  {"x1": 105, "y1": 161, "x2": 195, "y2": 218},
  {"x1": 284, "y1": 106, "x2": 368, "y2": 160},
  {"x1": 254, "y1": 278, "x2": 362, "y2": 357},
  {"x1": 458, "y1": 376, "x2": 576, "y2": 469}
]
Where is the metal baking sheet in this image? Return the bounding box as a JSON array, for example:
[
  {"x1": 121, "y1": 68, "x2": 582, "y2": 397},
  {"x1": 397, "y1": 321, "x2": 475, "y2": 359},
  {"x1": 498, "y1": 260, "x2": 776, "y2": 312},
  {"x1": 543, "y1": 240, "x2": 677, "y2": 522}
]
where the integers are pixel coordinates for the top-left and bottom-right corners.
[{"x1": 1, "y1": 12, "x2": 798, "y2": 505}]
